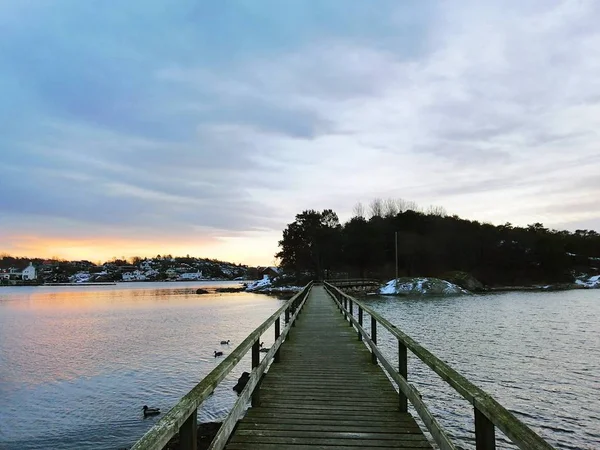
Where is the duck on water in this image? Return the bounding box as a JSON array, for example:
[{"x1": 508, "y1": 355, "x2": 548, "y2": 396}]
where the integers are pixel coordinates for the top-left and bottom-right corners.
[{"x1": 142, "y1": 405, "x2": 160, "y2": 417}]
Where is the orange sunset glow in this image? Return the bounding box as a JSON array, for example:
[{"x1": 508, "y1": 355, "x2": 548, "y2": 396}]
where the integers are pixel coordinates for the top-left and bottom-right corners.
[{"x1": 1, "y1": 233, "x2": 280, "y2": 266}]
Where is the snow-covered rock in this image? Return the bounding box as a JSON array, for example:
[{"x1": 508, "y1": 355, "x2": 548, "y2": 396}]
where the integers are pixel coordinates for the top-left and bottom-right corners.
[
  {"x1": 575, "y1": 275, "x2": 600, "y2": 288},
  {"x1": 246, "y1": 276, "x2": 273, "y2": 291},
  {"x1": 380, "y1": 277, "x2": 469, "y2": 296},
  {"x1": 245, "y1": 275, "x2": 302, "y2": 293},
  {"x1": 70, "y1": 271, "x2": 91, "y2": 283}
]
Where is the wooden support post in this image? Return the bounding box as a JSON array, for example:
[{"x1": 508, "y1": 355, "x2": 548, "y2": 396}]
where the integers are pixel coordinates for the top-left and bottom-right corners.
[
  {"x1": 475, "y1": 408, "x2": 496, "y2": 450},
  {"x1": 285, "y1": 308, "x2": 290, "y2": 324},
  {"x1": 252, "y1": 341, "x2": 260, "y2": 406},
  {"x1": 274, "y1": 318, "x2": 281, "y2": 363},
  {"x1": 348, "y1": 299, "x2": 353, "y2": 326},
  {"x1": 179, "y1": 409, "x2": 197, "y2": 450},
  {"x1": 371, "y1": 316, "x2": 377, "y2": 364},
  {"x1": 398, "y1": 342, "x2": 408, "y2": 412},
  {"x1": 358, "y1": 307, "x2": 363, "y2": 341}
]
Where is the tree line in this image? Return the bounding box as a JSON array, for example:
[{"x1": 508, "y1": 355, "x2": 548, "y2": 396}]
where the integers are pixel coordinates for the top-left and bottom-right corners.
[{"x1": 276, "y1": 199, "x2": 600, "y2": 286}]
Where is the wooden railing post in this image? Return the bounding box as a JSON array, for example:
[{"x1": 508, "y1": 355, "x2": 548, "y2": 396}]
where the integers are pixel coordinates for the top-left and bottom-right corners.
[
  {"x1": 179, "y1": 409, "x2": 197, "y2": 450},
  {"x1": 348, "y1": 299, "x2": 353, "y2": 326},
  {"x1": 285, "y1": 307, "x2": 290, "y2": 324},
  {"x1": 371, "y1": 316, "x2": 377, "y2": 364},
  {"x1": 252, "y1": 341, "x2": 260, "y2": 406},
  {"x1": 343, "y1": 297, "x2": 347, "y2": 320},
  {"x1": 398, "y1": 342, "x2": 408, "y2": 412},
  {"x1": 274, "y1": 317, "x2": 281, "y2": 363},
  {"x1": 475, "y1": 408, "x2": 496, "y2": 450},
  {"x1": 358, "y1": 307, "x2": 363, "y2": 341}
]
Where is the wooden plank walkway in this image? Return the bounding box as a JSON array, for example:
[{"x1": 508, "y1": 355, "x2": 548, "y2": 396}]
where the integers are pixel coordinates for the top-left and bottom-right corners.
[{"x1": 225, "y1": 285, "x2": 432, "y2": 450}]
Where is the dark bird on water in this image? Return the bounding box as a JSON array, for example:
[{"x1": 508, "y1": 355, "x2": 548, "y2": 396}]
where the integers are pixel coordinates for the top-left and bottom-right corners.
[
  {"x1": 214, "y1": 350, "x2": 223, "y2": 357},
  {"x1": 259, "y1": 342, "x2": 264, "y2": 348},
  {"x1": 220, "y1": 340, "x2": 230, "y2": 345},
  {"x1": 259, "y1": 347, "x2": 269, "y2": 353},
  {"x1": 233, "y1": 372, "x2": 250, "y2": 395},
  {"x1": 143, "y1": 405, "x2": 160, "y2": 417}
]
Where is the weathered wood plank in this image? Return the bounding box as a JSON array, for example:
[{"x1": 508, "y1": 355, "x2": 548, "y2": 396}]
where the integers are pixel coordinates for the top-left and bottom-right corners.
[
  {"x1": 228, "y1": 436, "x2": 431, "y2": 448},
  {"x1": 227, "y1": 445, "x2": 420, "y2": 450},
  {"x1": 234, "y1": 430, "x2": 429, "y2": 440},
  {"x1": 236, "y1": 423, "x2": 423, "y2": 433},
  {"x1": 245, "y1": 410, "x2": 412, "y2": 422},
  {"x1": 245, "y1": 411, "x2": 412, "y2": 423}
]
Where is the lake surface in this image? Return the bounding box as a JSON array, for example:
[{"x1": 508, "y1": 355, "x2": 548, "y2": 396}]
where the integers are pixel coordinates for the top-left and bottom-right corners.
[
  {"x1": 0, "y1": 282, "x2": 286, "y2": 450},
  {"x1": 365, "y1": 289, "x2": 600, "y2": 450},
  {"x1": 1, "y1": 283, "x2": 598, "y2": 449}
]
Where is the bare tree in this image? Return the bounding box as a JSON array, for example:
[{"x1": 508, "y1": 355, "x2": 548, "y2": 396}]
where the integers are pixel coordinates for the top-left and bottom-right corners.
[
  {"x1": 426, "y1": 205, "x2": 447, "y2": 216},
  {"x1": 383, "y1": 198, "x2": 398, "y2": 217},
  {"x1": 395, "y1": 198, "x2": 408, "y2": 213},
  {"x1": 369, "y1": 198, "x2": 384, "y2": 218},
  {"x1": 352, "y1": 202, "x2": 365, "y2": 219},
  {"x1": 405, "y1": 200, "x2": 420, "y2": 212}
]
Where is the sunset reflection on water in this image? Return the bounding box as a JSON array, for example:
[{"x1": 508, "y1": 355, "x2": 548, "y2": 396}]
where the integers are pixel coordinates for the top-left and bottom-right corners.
[{"x1": 0, "y1": 282, "x2": 286, "y2": 450}]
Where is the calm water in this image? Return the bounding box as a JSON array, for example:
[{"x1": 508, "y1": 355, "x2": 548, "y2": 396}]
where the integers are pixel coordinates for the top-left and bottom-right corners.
[
  {"x1": 0, "y1": 282, "x2": 286, "y2": 450},
  {"x1": 1, "y1": 284, "x2": 599, "y2": 449},
  {"x1": 365, "y1": 289, "x2": 600, "y2": 450}
]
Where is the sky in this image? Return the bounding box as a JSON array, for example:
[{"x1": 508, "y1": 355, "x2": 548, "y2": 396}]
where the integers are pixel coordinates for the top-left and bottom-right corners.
[{"x1": 1, "y1": 0, "x2": 600, "y2": 265}]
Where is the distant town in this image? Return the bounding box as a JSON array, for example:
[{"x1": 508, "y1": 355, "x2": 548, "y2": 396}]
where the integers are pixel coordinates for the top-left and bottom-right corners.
[{"x1": 0, "y1": 255, "x2": 276, "y2": 285}]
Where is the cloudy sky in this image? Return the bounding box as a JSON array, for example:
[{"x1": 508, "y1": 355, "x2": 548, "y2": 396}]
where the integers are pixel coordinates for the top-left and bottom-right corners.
[{"x1": 1, "y1": 0, "x2": 599, "y2": 265}]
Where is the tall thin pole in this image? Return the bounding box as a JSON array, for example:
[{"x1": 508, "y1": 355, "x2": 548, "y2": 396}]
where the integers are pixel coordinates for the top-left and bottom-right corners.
[{"x1": 395, "y1": 231, "x2": 399, "y2": 287}]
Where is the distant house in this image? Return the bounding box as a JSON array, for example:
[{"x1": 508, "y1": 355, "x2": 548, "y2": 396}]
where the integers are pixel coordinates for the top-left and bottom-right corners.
[
  {"x1": 179, "y1": 271, "x2": 203, "y2": 281},
  {"x1": 21, "y1": 262, "x2": 37, "y2": 280},
  {"x1": 140, "y1": 260, "x2": 154, "y2": 271},
  {"x1": 0, "y1": 264, "x2": 37, "y2": 281},
  {"x1": 259, "y1": 266, "x2": 281, "y2": 279},
  {"x1": 122, "y1": 270, "x2": 147, "y2": 282},
  {"x1": 0, "y1": 271, "x2": 14, "y2": 281},
  {"x1": 41, "y1": 260, "x2": 58, "y2": 274}
]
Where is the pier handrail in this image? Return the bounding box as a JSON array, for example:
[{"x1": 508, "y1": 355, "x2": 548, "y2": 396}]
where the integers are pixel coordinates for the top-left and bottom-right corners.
[
  {"x1": 327, "y1": 278, "x2": 381, "y2": 287},
  {"x1": 324, "y1": 282, "x2": 555, "y2": 450},
  {"x1": 328, "y1": 278, "x2": 380, "y2": 283},
  {"x1": 131, "y1": 282, "x2": 313, "y2": 450}
]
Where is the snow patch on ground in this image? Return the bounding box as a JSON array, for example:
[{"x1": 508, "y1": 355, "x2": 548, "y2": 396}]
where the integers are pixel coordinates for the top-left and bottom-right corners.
[
  {"x1": 245, "y1": 276, "x2": 302, "y2": 293},
  {"x1": 245, "y1": 276, "x2": 273, "y2": 291},
  {"x1": 575, "y1": 275, "x2": 600, "y2": 288},
  {"x1": 380, "y1": 277, "x2": 469, "y2": 295}
]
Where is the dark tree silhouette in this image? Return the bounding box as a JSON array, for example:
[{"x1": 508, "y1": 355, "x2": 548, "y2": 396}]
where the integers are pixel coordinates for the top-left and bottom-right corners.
[{"x1": 276, "y1": 202, "x2": 600, "y2": 286}]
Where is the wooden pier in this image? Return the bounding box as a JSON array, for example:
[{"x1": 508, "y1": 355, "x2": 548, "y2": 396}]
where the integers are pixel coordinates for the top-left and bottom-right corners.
[
  {"x1": 131, "y1": 282, "x2": 555, "y2": 450},
  {"x1": 225, "y1": 285, "x2": 430, "y2": 449}
]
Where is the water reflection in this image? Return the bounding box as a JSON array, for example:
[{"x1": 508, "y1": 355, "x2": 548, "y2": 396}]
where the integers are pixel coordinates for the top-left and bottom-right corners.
[
  {"x1": 0, "y1": 282, "x2": 285, "y2": 450},
  {"x1": 364, "y1": 290, "x2": 600, "y2": 449},
  {"x1": 1, "y1": 285, "x2": 598, "y2": 449}
]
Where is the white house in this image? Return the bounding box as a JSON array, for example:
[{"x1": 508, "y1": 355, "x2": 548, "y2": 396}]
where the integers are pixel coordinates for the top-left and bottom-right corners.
[
  {"x1": 179, "y1": 271, "x2": 203, "y2": 281},
  {"x1": 122, "y1": 270, "x2": 147, "y2": 282},
  {"x1": 22, "y1": 263, "x2": 37, "y2": 280}
]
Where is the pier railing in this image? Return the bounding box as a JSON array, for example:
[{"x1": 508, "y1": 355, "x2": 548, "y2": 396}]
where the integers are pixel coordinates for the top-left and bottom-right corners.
[
  {"x1": 324, "y1": 282, "x2": 555, "y2": 450},
  {"x1": 131, "y1": 282, "x2": 313, "y2": 450},
  {"x1": 327, "y1": 278, "x2": 380, "y2": 288}
]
